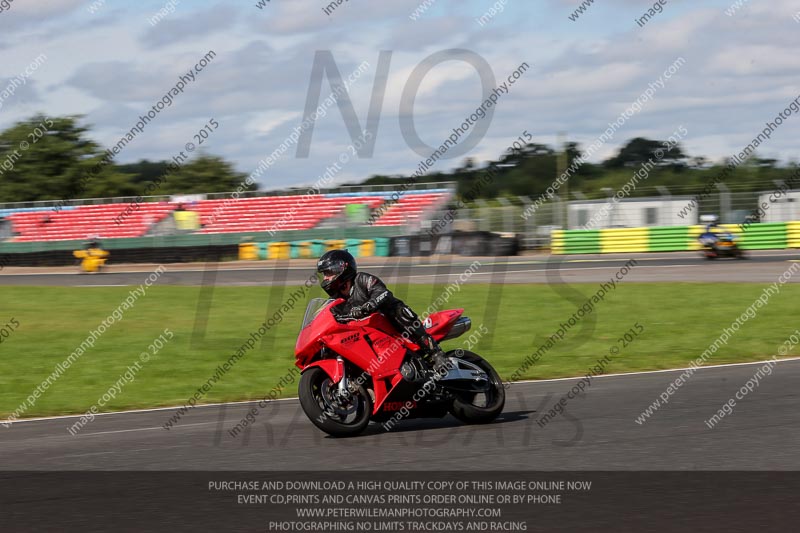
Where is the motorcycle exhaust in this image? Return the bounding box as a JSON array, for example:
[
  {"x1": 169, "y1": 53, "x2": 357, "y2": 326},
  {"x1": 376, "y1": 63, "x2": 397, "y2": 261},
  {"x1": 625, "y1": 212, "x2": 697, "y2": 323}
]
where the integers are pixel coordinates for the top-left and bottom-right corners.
[{"x1": 441, "y1": 316, "x2": 471, "y2": 341}]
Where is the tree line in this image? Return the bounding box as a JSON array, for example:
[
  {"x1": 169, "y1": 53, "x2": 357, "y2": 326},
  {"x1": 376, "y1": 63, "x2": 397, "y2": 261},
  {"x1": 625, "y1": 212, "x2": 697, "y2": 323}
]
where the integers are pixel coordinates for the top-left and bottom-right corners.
[{"x1": 0, "y1": 114, "x2": 795, "y2": 204}]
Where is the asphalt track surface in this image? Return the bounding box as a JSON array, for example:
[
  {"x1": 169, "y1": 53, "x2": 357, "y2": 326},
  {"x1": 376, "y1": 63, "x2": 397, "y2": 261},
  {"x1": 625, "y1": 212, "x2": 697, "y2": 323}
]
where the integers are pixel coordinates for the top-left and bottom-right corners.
[
  {"x1": 0, "y1": 249, "x2": 799, "y2": 286},
  {"x1": 2, "y1": 358, "x2": 799, "y2": 470}
]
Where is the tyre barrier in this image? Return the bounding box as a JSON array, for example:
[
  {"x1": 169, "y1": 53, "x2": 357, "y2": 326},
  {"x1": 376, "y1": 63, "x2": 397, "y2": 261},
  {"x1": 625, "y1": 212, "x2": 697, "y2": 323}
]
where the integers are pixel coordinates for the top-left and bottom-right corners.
[
  {"x1": 240, "y1": 238, "x2": 392, "y2": 260},
  {"x1": 1, "y1": 231, "x2": 518, "y2": 266},
  {"x1": 390, "y1": 231, "x2": 520, "y2": 257},
  {"x1": 247, "y1": 232, "x2": 521, "y2": 260}
]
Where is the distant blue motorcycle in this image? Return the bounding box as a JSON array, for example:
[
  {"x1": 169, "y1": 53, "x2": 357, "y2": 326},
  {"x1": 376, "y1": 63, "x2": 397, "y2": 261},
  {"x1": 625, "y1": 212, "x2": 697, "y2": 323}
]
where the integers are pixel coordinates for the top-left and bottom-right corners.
[{"x1": 698, "y1": 230, "x2": 745, "y2": 260}]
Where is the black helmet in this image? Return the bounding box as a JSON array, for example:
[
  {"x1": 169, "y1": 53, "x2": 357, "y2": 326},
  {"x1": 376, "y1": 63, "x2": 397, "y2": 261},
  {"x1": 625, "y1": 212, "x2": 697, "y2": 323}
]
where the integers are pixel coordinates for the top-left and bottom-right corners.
[{"x1": 317, "y1": 249, "x2": 357, "y2": 297}]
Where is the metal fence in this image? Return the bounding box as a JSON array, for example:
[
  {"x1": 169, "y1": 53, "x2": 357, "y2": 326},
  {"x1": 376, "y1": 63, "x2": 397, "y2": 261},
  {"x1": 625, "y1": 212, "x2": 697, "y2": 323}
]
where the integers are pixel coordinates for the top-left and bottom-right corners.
[
  {"x1": 0, "y1": 181, "x2": 458, "y2": 212},
  {"x1": 426, "y1": 187, "x2": 800, "y2": 250},
  {"x1": 3, "y1": 182, "x2": 797, "y2": 252}
]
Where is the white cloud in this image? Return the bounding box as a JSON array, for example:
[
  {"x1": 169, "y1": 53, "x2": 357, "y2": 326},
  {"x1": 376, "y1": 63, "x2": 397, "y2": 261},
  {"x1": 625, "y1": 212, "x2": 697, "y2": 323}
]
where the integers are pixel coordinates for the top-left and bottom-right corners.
[{"x1": 0, "y1": 0, "x2": 797, "y2": 190}]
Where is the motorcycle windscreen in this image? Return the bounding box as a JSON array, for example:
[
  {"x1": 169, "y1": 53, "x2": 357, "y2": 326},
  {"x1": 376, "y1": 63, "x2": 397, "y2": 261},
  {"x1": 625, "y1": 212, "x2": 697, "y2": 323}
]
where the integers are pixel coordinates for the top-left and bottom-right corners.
[
  {"x1": 296, "y1": 298, "x2": 339, "y2": 356},
  {"x1": 300, "y1": 298, "x2": 334, "y2": 331}
]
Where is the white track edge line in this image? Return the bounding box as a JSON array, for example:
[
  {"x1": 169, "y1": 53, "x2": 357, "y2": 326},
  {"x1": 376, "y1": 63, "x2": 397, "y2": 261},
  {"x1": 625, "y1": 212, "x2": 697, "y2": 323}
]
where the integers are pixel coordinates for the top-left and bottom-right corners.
[
  {"x1": 3, "y1": 253, "x2": 797, "y2": 277},
  {"x1": 2, "y1": 396, "x2": 299, "y2": 426},
  {"x1": 4, "y1": 356, "x2": 799, "y2": 427},
  {"x1": 505, "y1": 356, "x2": 800, "y2": 385}
]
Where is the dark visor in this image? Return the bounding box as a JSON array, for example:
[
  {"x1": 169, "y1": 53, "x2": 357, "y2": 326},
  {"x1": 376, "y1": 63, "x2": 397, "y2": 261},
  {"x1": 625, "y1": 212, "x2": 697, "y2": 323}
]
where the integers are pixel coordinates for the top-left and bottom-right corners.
[{"x1": 320, "y1": 262, "x2": 345, "y2": 276}]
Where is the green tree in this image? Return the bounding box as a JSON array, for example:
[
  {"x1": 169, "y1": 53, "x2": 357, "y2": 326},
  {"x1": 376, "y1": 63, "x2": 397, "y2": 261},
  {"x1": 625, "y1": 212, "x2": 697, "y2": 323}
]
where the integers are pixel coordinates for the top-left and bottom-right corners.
[
  {"x1": 159, "y1": 153, "x2": 253, "y2": 194},
  {"x1": 604, "y1": 137, "x2": 687, "y2": 169},
  {"x1": 0, "y1": 115, "x2": 125, "y2": 202},
  {"x1": 117, "y1": 160, "x2": 171, "y2": 185}
]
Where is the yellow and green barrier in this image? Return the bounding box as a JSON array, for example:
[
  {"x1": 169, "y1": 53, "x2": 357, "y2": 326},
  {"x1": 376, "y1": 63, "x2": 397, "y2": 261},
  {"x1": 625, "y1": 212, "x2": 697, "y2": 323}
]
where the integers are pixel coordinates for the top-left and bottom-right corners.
[
  {"x1": 289, "y1": 242, "x2": 316, "y2": 259},
  {"x1": 552, "y1": 222, "x2": 792, "y2": 254},
  {"x1": 649, "y1": 226, "x2": 691, "y2": 252},
  {"x1": 551, "y1": 229, "x2": 601, "y2": 254},
  {"x1": 237, "y1": 242, "x2": 258, "y2": 260},
  {"x1": 324, "y1": 239, "x2": 346, "y2": 252},
  {"x1": 267, "y1": 241, "x2": 290, "y2": 259},
  {"x1": 600, "y1": 228, "x2": 649, "y2": 253},
  {"x1": 360, "y1": 239, "x2": 376, "y2": 257},
  {"x1": 789, "y1": 222, "x2": 800, "y2": 248}
]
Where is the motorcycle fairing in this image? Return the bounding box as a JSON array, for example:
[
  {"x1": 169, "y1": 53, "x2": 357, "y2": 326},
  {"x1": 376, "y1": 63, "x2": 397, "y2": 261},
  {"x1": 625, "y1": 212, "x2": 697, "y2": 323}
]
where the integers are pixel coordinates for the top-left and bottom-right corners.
[
  {"x1": 295, "y1": 298, "x2": 467, "y2": 415},
  {"x1": 424, "y1": 309, "x2": 464, "y2": 340},
  {"x1": 302, "y1": 358, "x2": 344, "y2": 384}
]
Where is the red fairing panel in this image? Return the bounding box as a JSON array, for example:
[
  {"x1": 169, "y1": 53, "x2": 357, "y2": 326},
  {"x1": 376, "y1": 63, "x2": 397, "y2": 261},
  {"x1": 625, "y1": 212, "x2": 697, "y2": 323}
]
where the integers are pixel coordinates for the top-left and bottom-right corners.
[
  {"x1": 303, "y1": 358, "x2": 344, "y2": 384},
  {"x1": 293, "y1": 300, "x2": 466, "y2": 416},
  {"x1": 424, "y1": 309, "x2": 463, "y2": 341}
]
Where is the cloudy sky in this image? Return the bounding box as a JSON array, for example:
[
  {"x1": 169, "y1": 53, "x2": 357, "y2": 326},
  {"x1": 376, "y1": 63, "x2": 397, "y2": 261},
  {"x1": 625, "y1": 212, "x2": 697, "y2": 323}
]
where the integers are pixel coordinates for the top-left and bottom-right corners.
[{"x1": 0, "y1": 0, "x2": 798, "y2": 191}]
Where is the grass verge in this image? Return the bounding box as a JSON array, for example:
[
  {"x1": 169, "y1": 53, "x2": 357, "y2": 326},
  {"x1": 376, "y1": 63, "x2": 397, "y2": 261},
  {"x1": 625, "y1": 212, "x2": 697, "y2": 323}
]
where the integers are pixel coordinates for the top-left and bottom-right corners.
[{"x1": 1, "y1": 282, "x2": 797, "y2": 418}]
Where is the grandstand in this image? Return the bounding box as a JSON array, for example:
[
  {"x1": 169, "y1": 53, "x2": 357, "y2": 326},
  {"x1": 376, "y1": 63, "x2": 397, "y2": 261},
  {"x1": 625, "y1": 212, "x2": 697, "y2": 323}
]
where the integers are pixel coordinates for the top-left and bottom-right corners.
[
  {"x1": 194, "y1": 194, "x2": 386, "y2": 234},
  {"x1": 7, "y1": 203, "x2": 174, "y2": 242},
  {"x1": 0, "y1": 187, "x2": 452, "y2": 242}
]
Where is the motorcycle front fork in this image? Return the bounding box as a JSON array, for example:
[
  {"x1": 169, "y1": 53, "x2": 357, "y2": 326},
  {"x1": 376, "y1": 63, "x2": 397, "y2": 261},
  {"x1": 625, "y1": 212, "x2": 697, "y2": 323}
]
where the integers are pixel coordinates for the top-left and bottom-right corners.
[{"x1": 336, "y1": 356, "x2": 349, "y2": 397}]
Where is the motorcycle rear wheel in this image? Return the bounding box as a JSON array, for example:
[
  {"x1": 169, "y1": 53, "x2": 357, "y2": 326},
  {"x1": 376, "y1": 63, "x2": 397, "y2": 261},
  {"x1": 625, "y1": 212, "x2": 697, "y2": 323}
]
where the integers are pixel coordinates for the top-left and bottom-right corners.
[
  {"x1": 447, "y1": 350, "x2": 505, "y2": 424},
  {"x1": 299, "y1": 367, "x2": 372, "y2": 437}
]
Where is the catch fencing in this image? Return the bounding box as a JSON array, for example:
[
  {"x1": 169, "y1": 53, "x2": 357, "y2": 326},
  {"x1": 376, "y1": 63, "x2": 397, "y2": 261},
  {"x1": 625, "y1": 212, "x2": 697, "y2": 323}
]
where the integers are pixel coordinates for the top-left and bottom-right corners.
[{"x1": 425, "y1": 186, "x2": 799, "y2": 250}]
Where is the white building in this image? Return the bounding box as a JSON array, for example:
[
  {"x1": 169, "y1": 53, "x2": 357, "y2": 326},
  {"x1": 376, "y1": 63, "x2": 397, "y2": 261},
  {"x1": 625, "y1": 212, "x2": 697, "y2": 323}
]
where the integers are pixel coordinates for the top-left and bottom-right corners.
[
  {"x1": 757, "y1": 190, "x2": 800, "y2": 223},
  {"x1": 568, "y1": 196, "x2": 699, "y2": 229}
]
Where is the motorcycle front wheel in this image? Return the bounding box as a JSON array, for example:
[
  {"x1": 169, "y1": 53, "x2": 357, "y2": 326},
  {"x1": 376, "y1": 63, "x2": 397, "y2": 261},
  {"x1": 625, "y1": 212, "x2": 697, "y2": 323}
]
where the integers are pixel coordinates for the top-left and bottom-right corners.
[{"x1": 299, "y1": 367, "x2": 372, "y2": 437}]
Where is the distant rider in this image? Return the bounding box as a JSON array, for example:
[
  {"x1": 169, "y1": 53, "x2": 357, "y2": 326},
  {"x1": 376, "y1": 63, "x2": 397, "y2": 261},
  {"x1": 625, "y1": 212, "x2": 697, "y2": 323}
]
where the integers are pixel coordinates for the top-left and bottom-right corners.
[{"x1": 699, "y1": 215, "x2": 724, "y2": 245}]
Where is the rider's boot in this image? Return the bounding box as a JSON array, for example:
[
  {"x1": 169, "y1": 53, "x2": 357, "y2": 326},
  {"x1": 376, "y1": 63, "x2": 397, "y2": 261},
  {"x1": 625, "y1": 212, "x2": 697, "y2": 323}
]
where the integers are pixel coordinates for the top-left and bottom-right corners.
[{"x1": 418, "y1": 335, "x2": 450, "y2": 376}]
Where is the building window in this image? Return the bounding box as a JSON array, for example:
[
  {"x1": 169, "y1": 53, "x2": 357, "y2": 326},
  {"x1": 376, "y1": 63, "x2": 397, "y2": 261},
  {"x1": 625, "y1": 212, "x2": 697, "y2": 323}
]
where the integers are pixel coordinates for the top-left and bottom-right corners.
[
  {"x1": 577, "y1": 209, "x2": 589, "y2": 227},
  {"x1": 644, "y1": 207, "x2": 657, "y2": 225}
]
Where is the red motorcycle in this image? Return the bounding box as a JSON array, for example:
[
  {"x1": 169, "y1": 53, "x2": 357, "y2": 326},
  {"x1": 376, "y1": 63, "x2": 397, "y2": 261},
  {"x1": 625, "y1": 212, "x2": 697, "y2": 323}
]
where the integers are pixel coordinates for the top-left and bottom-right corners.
[{"x1": 295, "y1": 298, "x2": 505, "y2": 437}]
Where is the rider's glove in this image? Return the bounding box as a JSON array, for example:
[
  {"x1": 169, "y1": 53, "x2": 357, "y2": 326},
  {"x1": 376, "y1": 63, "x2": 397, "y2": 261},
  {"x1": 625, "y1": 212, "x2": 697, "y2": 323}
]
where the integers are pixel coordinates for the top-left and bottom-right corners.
[
  {"x1": 350, "y1": 305, "x2": 369, "y2": 319},
  {"x1": 350, "y1": 304, "x2": 371, "y2": 319},
  {"x1": 332, "y1": 308, "x2": 354, "y2": 323},
  {"x1": 334, "y1": 313, "x2": 353, "y2": 324}
]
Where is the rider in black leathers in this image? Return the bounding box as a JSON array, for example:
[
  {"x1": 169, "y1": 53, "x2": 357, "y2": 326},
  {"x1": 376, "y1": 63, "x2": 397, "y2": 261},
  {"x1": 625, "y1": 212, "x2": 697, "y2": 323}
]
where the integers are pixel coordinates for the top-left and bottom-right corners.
[{"x1": 316, "y1": 249, "x2": 448, "y2": 372}]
